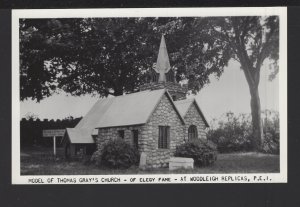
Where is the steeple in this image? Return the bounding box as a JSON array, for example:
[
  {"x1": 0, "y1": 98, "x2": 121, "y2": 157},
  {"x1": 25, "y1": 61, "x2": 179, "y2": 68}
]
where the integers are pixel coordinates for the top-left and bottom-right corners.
[
  {"x1": 153, "y1": 35, "x2": 171, "y2": 82},
  {"x1": 139, "y1": 35, "x2": 188, "y2": 101}
]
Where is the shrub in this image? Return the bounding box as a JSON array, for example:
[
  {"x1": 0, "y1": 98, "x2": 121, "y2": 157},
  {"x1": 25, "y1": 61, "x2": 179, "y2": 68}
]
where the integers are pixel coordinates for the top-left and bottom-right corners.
[
  {"x1": 261, "y1": 110, "x2": 279, "y2": 154},
  {"x1": 100, "y1": 139, "x2": 139, "y2": 169},
  {"x1": 207, "y1": 112, "x2": 253, "y2": 153},
  {"x1": 174, "y1": 139, "x2": 217, "y2": 167},
  {"x1": 208, "y1": 130, "x2": 253, "y2": 153},
  {"x1": 207, "y1": 111, "x2": 280, "y2": 154},
  {"x1": 261, "y1": 132, "x2": 280, "y2": 154}
]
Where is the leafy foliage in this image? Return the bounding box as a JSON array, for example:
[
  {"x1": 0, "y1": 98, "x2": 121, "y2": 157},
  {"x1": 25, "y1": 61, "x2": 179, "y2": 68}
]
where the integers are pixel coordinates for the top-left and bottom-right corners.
[
  {"x1": 208, "y1": 112, "x2": 253, "y2": 153},
  {"x1": 261, "y1": 110, "x2": 280, "y2": 154},
  {"x1": 207, "y1": 111, "x2": 279, "y2": 154},
  {"x1": 261, "y1": 132, "x2": 279, "y2": 154},
  {"x1": 19, "y1": 17, "x2": 242, "y2": 101},
  {"x1": 100, "y1": 139, "x2": 139, "y2": 169},
  {"x1": 174, "y1": 139, "x2": 217, "y2": 167},
  {"x1": 20, "y1": 19, "x2": 80, "y2": 101}
]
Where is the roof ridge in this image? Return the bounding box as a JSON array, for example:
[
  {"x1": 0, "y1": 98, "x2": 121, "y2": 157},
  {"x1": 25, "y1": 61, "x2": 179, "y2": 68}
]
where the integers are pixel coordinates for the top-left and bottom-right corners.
[{"x1": 113, "y1": 89, "x2": 164, "y2": 99}]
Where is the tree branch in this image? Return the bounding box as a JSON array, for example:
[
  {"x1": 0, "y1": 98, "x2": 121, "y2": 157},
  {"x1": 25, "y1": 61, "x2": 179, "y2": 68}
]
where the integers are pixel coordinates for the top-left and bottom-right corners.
[{"x1": 231, "y1": 18, "x2": 256, "y2": 87}]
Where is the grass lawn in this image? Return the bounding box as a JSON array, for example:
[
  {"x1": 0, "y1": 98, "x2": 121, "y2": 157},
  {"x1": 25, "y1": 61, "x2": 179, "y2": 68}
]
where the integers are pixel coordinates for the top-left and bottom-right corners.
[{"x1": 21, "y1": 146, "x2": 279, "y2": 175}]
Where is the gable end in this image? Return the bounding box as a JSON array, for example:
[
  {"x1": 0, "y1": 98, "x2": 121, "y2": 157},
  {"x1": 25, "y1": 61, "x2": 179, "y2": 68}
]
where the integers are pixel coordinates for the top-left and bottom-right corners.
[
  {"x1": 145, "y1": 90, "x2": 185, "y2": 125},
  {"x1": 192, "y1": 101, "x2": 209, "y2": 128}
]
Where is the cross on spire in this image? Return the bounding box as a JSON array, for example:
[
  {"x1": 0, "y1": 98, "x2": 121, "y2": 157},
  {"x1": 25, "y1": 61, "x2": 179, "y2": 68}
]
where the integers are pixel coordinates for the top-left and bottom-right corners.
[{"x1": 153, "y1": 35, "x2": 171, "y2": 82}]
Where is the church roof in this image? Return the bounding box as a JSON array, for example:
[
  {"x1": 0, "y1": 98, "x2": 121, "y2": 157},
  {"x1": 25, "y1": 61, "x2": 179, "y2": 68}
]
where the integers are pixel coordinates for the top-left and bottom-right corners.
[
  {"x1": 95, "y1": 89, "x2": 185, "y2": 128},
  {"x1": 64, "y1": 89, "x2": 185, "y2": 144},
  {"x1": 76, "y1": 96, "x2": 114, "y2": 130},
  {"x1": 175, "y1": 98, "x2": 209, "y2": 127}
]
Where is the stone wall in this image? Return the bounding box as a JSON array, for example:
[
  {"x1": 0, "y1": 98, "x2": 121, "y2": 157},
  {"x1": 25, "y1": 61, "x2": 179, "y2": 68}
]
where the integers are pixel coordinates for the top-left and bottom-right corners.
[
  {"x1": 142, "y1": 94, "x2": 185, "y2": 168},
  {"x1": 93, "y1": 125, "x2": 142, "y2": 161},
  {"x1": 139, "y1": 82, "x2": 188, "y2": 101},
  {"x1": 93, "y1": 93, "x2": 185, "y2": 168},
  {"x1": 184, "y1": 103, "x2": 207, "y2": 140}
]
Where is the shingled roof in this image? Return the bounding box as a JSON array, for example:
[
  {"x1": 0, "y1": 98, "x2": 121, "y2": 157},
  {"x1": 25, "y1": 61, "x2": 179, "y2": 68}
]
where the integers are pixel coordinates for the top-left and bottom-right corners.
[
  {"x1": 95, "y1": 89, "x2": 185, "y2": 128},
  {"x1": 175, "y1": 98, "x2": 209, "y2": 127},
  {"x1": 64, "y1": 89, "x2": 185, "y2": 144}
]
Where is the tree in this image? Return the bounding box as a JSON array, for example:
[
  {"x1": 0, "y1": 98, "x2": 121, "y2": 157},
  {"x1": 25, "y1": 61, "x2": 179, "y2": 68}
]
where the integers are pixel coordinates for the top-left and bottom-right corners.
[
  {"x1": 57, "y1": 18, "x2": 148, "y2": 97},
  {"x1": 156, "y1": 17, "x2": 279, "y2": 149},
  {"x1": 209, "y1": 17, "x2": 279, "y2": 149},
  {"x1": 20, "y1": 18, "x2": 81, "y2": 101},
  {"x1": 20, "y1": 18, "x2": 163, "y2": 100},
  {"x1": 20, "y1": 17, "x2": 227, "y2": 100}
]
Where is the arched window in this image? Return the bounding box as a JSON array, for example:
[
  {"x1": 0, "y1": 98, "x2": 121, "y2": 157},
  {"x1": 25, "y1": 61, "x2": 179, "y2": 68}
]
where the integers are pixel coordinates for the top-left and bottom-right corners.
[{"x1": 188, "y1": 125, "x2": 198, "y2": 141}]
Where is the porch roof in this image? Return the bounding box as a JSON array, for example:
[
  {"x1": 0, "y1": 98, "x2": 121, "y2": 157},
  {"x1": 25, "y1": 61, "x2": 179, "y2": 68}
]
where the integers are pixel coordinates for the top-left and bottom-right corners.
[{"x1": 65, "y1": 128, "x2": 94, "y2": 144}]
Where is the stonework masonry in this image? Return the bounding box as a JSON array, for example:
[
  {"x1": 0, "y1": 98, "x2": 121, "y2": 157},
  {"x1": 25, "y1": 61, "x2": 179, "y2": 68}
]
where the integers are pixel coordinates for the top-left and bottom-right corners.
[
  {"x1": 92, "y1": 125, "x2": 141, "y2": 162},
  {"x1": 141, "y1": 94, "x2": 185, "y2": 168}
]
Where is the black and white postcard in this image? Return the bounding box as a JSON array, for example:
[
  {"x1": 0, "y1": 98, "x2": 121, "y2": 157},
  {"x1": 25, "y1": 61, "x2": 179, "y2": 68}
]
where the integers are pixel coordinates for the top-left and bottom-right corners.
[{"x1": 11, "y1": 7, "x2": 287, "y2": 184}]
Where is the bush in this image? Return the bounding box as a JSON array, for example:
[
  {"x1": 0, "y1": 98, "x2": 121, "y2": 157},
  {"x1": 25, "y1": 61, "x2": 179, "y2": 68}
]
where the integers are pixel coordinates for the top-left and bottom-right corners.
[
  {"x1": 100, "y1": 139, "x2": 139, "y2": 169},
  {"x1": 207, "y1": 111, "x2": 280, "y2": 154},
  {"x1": 207, "y1": 112, "x2": 253, "y2": 153},
  {"x1": 261, "y1": 110, "x2": 279, "y2": 154},
  {"x1": 261, "y1": 132, "x2": 280, "y2": 154},
  {"x1": 208, "y1": 130, "x2": 253, "y2": 153},
  {"x1": 174, "y1": 139, "x2": 217, "y2": 167}
]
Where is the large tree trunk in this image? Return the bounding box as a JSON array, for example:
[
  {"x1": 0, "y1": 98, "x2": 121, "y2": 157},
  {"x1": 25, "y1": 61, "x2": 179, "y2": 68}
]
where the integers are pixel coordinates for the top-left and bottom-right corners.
[
  {"x1": 240, "y1": 62, "x2": 264, "y2": 151},
  {"x1": 249, "y1": 86, "x2": 264, "y2": 150}
]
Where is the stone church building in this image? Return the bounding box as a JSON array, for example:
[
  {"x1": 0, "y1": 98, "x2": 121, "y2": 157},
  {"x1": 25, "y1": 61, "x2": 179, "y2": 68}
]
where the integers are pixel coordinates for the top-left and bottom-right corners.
[{"x1": 63, "y1": 35, "x2": 209, "y2": 168}]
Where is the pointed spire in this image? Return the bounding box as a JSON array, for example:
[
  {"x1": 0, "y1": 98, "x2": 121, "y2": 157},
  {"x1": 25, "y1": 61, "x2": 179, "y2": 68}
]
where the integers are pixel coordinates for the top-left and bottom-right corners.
[{"x1": 155, "y1": 35, "x2": 171, "y2": 82}]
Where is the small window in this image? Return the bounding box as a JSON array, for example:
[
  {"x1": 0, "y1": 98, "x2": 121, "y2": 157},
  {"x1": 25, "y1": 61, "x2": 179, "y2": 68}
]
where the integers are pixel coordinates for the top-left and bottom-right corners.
[
  {"x1": 188, "y1": 125, "x2": 198, "y2": 141},
  {"x1": 158, "y1": 126, "x2": 170, "y2": 149},
  {"x1": 118, "y1": 130, "x2": 125, "y2": 139},
  {"x1": 132, "y1": 130, "x2": 139, "y2": 149}
]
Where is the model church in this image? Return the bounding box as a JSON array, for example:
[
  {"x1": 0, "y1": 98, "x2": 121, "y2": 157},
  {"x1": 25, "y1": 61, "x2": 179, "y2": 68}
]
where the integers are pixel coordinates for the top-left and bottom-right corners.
[{"x1": 63, "y1": 35, "x2": 209, "y2": 168}]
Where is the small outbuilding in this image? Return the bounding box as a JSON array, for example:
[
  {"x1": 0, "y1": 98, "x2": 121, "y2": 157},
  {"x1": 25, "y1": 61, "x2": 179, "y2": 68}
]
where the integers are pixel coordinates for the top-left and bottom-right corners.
[{"x1": 62, "y1": 128, "x2": 96, "y2": 158}]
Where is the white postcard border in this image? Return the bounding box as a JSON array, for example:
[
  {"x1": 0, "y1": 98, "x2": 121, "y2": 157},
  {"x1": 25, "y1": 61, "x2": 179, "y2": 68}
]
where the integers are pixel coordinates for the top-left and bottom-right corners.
[{"x1": 12, "y1": 7, "x2": 287, "y2": 184}]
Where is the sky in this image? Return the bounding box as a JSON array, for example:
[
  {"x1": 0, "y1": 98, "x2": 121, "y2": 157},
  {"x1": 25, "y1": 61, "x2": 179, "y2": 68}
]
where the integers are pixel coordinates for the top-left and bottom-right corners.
[{"x1": 20, "y1": 59, "x2": 279, "y2": 123}]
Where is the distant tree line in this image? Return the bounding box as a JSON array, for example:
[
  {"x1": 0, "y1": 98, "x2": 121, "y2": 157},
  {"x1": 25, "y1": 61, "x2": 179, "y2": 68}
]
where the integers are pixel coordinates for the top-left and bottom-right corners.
[{"x1": 20, "y1": 116, "x2": 82, "y2": 147}]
